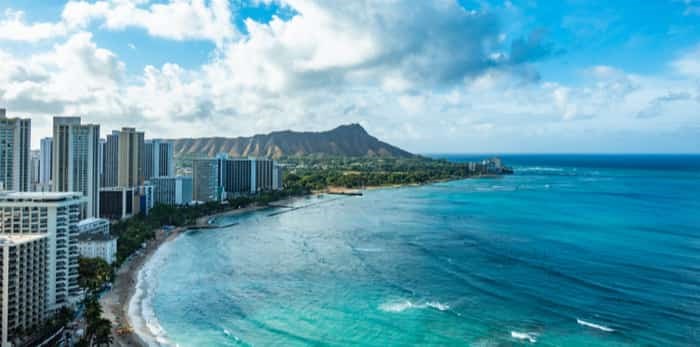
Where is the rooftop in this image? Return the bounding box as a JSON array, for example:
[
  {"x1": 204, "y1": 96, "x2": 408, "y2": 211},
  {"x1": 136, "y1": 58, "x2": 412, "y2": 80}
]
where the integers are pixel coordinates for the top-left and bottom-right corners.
[
  {"x1": 0, "y1": 191, "x2": 84, "y2": 202},
  {"x1": 0, "y1": 234, "x2": 47, "y2": 246},
  {"x1": 77, "y1": 217, "x2": 110, "y2": 227},
  {"x1": 76, "y1": 233, "x2": 115, "y2": 242}
]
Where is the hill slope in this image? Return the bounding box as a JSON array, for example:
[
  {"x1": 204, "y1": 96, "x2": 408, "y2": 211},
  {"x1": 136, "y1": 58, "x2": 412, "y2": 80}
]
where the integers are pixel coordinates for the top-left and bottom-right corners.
[{"x1": 170, "y1": 124, "x2": 414, "y2": 158}]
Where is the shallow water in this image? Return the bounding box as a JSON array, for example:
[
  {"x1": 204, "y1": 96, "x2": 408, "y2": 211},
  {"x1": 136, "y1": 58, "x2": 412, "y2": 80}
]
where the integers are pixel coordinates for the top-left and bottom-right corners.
[{"x1": 135, "y1": 155, "x2": 700, "y2": 346}]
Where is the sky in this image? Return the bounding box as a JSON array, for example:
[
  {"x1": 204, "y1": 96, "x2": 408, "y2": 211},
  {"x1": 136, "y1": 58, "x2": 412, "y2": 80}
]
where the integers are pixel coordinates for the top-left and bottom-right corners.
[{"x1": 0, "y1": 0, "x2": 699, "y2": 153}]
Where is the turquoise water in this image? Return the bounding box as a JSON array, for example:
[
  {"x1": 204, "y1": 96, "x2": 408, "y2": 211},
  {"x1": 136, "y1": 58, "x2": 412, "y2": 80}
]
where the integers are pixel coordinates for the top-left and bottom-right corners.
[{"x1": 134, "y1": 155, "x2": 700, "y2": 346}]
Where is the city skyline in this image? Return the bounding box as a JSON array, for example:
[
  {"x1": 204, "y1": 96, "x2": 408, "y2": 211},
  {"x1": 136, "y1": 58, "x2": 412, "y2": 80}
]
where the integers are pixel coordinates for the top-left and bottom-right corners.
[{"x1": 0, "y1": 1, "x2": 698, "y2": 153}]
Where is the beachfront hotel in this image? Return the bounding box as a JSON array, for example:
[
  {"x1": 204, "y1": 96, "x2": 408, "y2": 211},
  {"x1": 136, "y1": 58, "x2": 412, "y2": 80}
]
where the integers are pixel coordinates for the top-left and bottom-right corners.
[
  {"x1": 150, "y1": 176, "x2": 193, "y2": 206},
  {"x1": 193, "y1": 156, "x2": 284, "y2": 202},
  {"x1": 52, "y1": 117, "x2": 101, "y2": 218},
  {"x1": 0, "y1": 109, "x2": 31, "y2": 192},
  {"x1": 77, "y1": 233, "x2": 117, "y2": 265},
  {"x1": 0, "y1": 192, "x2": 84, "y2": 312},
  {"x1": 0, "y1": 233, "x2": 48, "y2": 347}
]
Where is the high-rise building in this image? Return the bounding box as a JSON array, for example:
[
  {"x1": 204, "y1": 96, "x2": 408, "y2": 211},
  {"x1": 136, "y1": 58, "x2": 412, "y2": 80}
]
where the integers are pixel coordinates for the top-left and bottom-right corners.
[
  {"x1": 150, "y1": 176, "x2": 193, "y2": 206},
  {"x1": 254, "y1": 158, "x2": 274, "y2": 192},
  {"x1": 0, "y1": 109, "x2": 31, "y2": 192},
  {"x1": 219, "y1": 157, "x2": 252, "y2": 195},
  {"x1": 102, "y1": 131, "x2": 119, "y2": 188},
  {"x1": 273, "y1": 164, "x2": 284, "y2": 190},
  {"x1": 0, "y1": 234, "x2": 48, "y2": 347},
  {"x1": 117, "y1": 128, "x2": 144, "y2": 188},
  {"x1": 143, "y1": 139, "x2": 174, "y2": 180},
  {"x1": 192, "y1": 156, "x2": 282, "y2": 202},
  {"x1": 98, "y1": 138, "x2": 105, "y2": 189},
  {"x1": 52, "y1": 117, "x2": 100, "y2": 218},
  {"x1": 192, "y1": 159, "x2": 219, "y2": 202},
  {"x1": 0, "y1": 192, "x2": 84, "y2": 312},
  {"x1": 29, "y1": 150, "x2": 40, "y2": 191},
  {"x1": 39, "y1": 138, "x2": 53, "y2": 191}
]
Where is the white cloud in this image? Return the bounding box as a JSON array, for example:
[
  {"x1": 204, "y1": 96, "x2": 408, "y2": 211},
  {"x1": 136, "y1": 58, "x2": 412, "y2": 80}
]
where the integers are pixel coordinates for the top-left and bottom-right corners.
[
  {"x1": 0, "y1": 0, "x2": 698, "y2": 153},
  {"x1": 672, "y1": 44, "x2": 700, "y2": 77},
  {"x1": 0, "y1": 9, "x2": 67, "y2": 42},
  {"x1": 62, "y1": 0, "x2": 236, "y2": 45}
]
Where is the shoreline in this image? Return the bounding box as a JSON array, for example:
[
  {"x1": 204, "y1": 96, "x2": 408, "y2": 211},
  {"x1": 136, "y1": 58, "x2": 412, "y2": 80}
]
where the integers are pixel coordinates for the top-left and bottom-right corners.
[{"x1": 100, "y1": 198, "x2": 302, "y2": 346}]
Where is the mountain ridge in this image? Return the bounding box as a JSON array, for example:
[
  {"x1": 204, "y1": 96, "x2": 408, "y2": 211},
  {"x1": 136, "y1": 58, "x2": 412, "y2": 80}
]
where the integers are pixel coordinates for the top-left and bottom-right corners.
[{"x1": 168, "y1": 124, "x2": 415, "y2": 159}]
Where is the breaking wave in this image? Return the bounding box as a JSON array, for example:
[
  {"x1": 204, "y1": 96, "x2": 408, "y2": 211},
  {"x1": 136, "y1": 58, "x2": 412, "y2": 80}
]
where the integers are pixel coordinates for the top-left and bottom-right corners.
[
  {"x1": 128, "y1": 243, "x2": 176, "y2": 347},
  {"x1": 577, "y1": 318, "x2": 615, "y2": 332},
  {"x1": 510, "y1": 331, "x2": 538, "y2": 343},
  {"x1": 379, "y1": 299, "x2": 450, "y2": 313}
]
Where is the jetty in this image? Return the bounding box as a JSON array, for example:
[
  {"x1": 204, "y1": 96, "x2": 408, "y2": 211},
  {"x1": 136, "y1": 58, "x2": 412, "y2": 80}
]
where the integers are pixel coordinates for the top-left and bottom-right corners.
[{"x1": 326, "y1": 187, "x2": 363, "y2": 196}]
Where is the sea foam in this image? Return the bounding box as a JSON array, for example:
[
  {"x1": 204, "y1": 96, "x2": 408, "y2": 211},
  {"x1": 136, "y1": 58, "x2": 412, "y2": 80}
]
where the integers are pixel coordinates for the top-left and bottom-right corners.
[
  {"x1": 128, "y1": 243, "x2": 176, "y2": 347},
  {"x1": 577, "y1": 318, "x2": 615, "y2": 332},
  {"x1": 379, "y1": 299, "x2": 450, "y2": 313},
  {"x1": 510, "y1": 331, "x2": 537, "y2": 343}
]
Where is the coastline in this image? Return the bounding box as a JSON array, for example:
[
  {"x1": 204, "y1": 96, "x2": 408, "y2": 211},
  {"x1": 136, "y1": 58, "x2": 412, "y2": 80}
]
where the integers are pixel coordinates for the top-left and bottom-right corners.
[{"x1": 100, "y1": 199, "x2": 303, "y2": 347}]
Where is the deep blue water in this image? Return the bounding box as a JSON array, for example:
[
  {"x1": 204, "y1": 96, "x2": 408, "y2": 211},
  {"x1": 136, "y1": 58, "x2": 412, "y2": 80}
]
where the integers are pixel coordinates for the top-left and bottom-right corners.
[{"x1": 132, "y1": 155, "x2": 700, "y2": 346}]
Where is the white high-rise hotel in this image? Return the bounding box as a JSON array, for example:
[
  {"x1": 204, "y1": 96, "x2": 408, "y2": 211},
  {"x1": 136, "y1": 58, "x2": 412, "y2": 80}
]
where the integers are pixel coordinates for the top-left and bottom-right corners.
[
  {"x1": 0, "y1": 109, "x2": 31, "y2": 192},
  {"x1": 0, "y1": 192, "x2": 84, "y2": 312},
  {"x1": 52, "y1": 117, "x2": 100, "y2": 218},
  {"x1": 0, "y1": 233, "x2": 48, "y2": 347}
]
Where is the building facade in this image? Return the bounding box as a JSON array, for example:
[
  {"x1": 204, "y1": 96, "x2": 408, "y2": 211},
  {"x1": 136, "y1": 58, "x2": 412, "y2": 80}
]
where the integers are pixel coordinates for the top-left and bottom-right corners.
[
  {"x1": 52, "y1": 117, "x2": 100, "y2": 218},
  {"x1": 102, "y1": 131, "x2": 119, "y2": 188},
  {"x1": 117, "y1": 128, "x2": 144, "y2": 188},
  {"x1": 254, "y1": 158, "x2": 274, "y2": 192},
  {"x1": 30, "y1": 150, "x2": 40, "y2": 192},
  {"x1": 193, "y1": 156, "x2": 282, "y2": 202},
  {"x1": 192, "y1": 159, "x2": 220, "y2": 202},
  {"x1": 0, "y1": 109, "x2": 31, "y2": 192},
  {"x1": 0, "y1": 192, "x2": 84, "y2": 312},
  {"x1": 138, "y1": 184, "x2": 154, "y2": 215},
  {"x1": 77, "y1": 234, "x2": 117, "y2": 264},
  {"x1": 99, "y1": 187, "x2": 139, "y2": 220},
  {"x1": 143, "y1": 140, "x2": 174, "y2": 180},
  {"x1": 219, "y1": 158, "x2": 252, "y2": 196},
  {"x1": 0, "y1": 234, "x2": 48, "y2": 347},
  {"x1": 39, "y1": 138, "x2": 52, "y2": 192},
  {"x1": 150, "y1": 176, "x2": 193, "y2": 206}
]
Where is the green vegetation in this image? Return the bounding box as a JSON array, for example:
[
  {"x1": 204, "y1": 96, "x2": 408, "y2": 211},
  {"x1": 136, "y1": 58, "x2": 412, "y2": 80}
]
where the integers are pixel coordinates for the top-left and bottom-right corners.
[
  {"x1": 77, "y1": 296, "x2": 112, "y2": 347},
  {"x1": 78, "y1": 257, "x2": 113, "y2": 292},
  {"x1": 280, "y1": 156, "x2": 496, "y2": 191},
  {"x1": 76, "y1": 257, "x2": 113, "y2": 347}
]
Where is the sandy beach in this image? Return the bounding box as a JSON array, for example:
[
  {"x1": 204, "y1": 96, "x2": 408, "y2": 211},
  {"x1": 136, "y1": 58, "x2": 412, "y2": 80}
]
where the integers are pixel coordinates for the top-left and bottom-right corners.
[{"x1": 99, "y1": 202, "x2": 289, "y2": 347}]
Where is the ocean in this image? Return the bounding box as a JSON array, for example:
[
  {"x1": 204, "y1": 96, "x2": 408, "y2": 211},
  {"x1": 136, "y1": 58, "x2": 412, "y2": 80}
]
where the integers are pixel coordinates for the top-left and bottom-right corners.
[{"x1": 131, "y1": 155, "x2": 700, "y2": 346}]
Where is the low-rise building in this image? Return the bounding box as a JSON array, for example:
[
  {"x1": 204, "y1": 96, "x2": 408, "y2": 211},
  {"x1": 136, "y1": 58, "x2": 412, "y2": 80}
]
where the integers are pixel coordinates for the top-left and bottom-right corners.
[
  {"x1": 0, "y1": 234, "x2": 48, "y2": 347},
  {"x1": 76, "y1": 233, "x2": 117, "y2": 264}
]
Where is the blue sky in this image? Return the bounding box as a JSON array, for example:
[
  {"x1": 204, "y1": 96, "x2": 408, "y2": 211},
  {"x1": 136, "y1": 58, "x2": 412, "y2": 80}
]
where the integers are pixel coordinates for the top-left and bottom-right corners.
[{"x1": 0, "y1": 0, "x2": 699, "y2": 153}]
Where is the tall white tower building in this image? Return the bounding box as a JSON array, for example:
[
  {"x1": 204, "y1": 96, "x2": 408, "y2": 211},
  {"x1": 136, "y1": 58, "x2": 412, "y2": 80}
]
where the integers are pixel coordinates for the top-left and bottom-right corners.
[
  {"x1": 52, "y1": 117, "x2": 100, "y2": 217},
  {"x1": 0, "y1": 192, "x2": 84, "y2": 313}
]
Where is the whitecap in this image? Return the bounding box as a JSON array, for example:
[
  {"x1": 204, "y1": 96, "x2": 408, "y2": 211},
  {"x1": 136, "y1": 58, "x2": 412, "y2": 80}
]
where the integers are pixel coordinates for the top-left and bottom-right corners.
[
  {"x1": 510, "y1": 331, "x2": 537, "y2": 343},
  {"x1": 577, "y1": 318, "x2": 615, "y2": 332},
  {"x1": 379, "y1": 299, "x2": 450, "y2": 313},
  {"x1": 354, "y1": 247, "x2": 383, "y2": 252}
]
